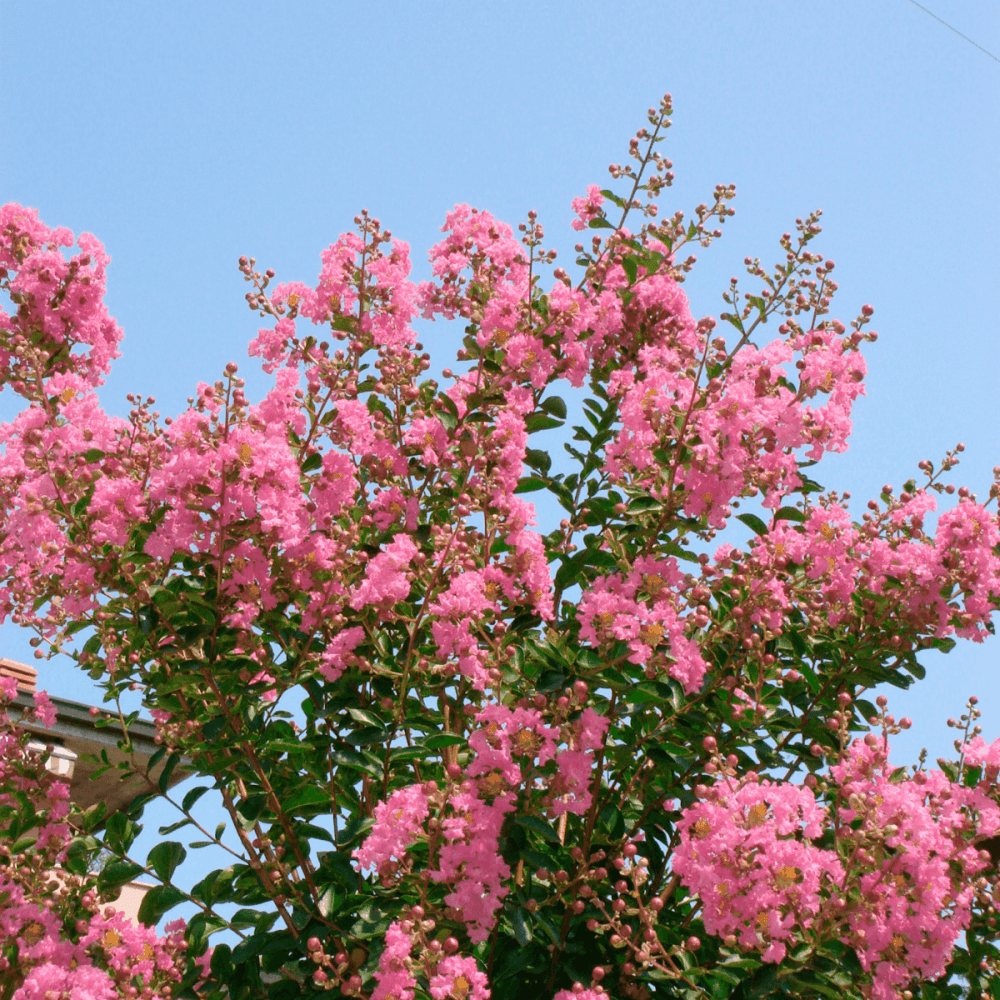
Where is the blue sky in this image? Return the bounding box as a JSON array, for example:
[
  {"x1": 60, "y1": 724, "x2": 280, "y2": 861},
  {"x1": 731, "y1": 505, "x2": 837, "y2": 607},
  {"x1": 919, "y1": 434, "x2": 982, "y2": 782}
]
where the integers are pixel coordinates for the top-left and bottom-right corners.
[{"x1": 0, "y1": 0, "x2": 997, "y2": 855}]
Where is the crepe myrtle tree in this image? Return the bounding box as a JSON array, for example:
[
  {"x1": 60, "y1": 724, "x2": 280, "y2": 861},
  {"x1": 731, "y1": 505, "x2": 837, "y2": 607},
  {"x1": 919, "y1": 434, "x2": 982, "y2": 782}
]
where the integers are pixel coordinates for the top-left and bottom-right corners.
[{"x1": 2, "y1": 95, "x2": 1000, "y2": 1000}]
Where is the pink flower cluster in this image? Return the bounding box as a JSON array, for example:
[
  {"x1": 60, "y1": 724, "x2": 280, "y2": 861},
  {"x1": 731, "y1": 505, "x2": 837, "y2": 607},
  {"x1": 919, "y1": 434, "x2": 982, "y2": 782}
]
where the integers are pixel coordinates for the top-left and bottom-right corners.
[
  {"x1": 577, "y1": 554, "x2": 707, "y2": 693},
  {"x1": 749, "y1": 490, "x2": 1000, "y2": 641},
  {"x1": 0, "y1": 204, "x2": 123, "y2": 391},
  {"x1": 605, "y1": 318, "x2": 867, "y2": 528},
  {"x1": 675, "y1": 734, "x2": 1000, "y2": 1000},
  {"x1": 352, "y1": 784, "x2": 430, "y2": 872},
  {"x1": 570, "y1": 184, "x2": 606, "y2": 231},
  {"x1": 369, "y1": 920, "x2": 490, "y2": 1000},
  {"x1": 830, "y1": 737, "x2": 999, "y2": 998},
  {"x1": 354, "y1": 699, "x2": 608, "y2": 947},
  {"x1": 673, "y1": 775, "x2": 840, "y2": 963}
]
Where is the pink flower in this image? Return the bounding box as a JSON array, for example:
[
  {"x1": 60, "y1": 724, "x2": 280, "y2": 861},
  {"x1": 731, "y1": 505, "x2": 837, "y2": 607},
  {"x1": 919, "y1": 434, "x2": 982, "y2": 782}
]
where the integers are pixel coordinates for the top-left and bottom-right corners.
[
  {"x1": 371, "y1": 921, "x2": 416, "y2": 1000},
  {"x1": 431, "y1": 788, "x2": 515, "y2": 942},
  {"x1": 353, "y1": 784, "x2": 429, "y2": 871},
  {"x1": 15, "y1": 963, "x2": 117, "y2": 1000},
  {"x1": 551, "y1": 749, "x2": 595, "y2": 816},
  {"x1": 428, "y1": 955, "x2": 490, "y2": 999},
  {"x1": 570, "y1": 184, "x2": 606, "y2": 231},
  {"x1": 349, "y1": 534, "x2": 419, "y2": 610},
  {"x1": 317, "y1": 626, "x2": 366, "y2": 683},
  {"x1": 32, "y1": 690, "x2": 56, "y2": 727}
]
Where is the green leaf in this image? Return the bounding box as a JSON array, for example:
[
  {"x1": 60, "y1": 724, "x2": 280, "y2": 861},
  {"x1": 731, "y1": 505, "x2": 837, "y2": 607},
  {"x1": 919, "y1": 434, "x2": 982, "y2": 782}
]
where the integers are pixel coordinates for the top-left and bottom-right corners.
[
  {"x1": 513, "y1": 815, "x2": 561, "y2": 843},
  {"x1": 424, "y1": 733, "x2": 466, "y2": 749},
  {"x1": 157, "y1": 818, "x2": 193, "y2": 836},
  {"x1": 588, "y1": 216, "x2": 614, "y2": 229},
  {"x1": 736, "y1": 513, "x2": 769, "y2": 537},
  {"x1": 104, "y1": 812, "x2": 141, "y2": 854},
  {"x1": 513, "y1": 908, "x2": 532, "y2": 946},
  {"x1": 182, "y1": 786, "x2": 211, "y2": 812},
  {"x1": 235, "y1": 794, "x2": 267, "y2": 829},
  {"x1": 774, "y1": 506, "x2": 807, "y2": 523},
  {"x1": 76, "y1": 800, "x2": 107, "y2": 833},
  {"x1": 137, "y1": 885, "x2": 187, "y2": 927},
  {"x1": 621, "y1": 255, "x2": 638, "y2": 284},
  {"x1": 295, "y1": 822, "x2": 335, "y2": 844},
  {"x1": 317, "y1": 886, "x2": 338, "y2": 918},
  {"x1": 331, "y1": 749, "x2": 381, "y2": 777},
  {"x1": 99, "y1": 859, "x2": 145, "y2": 889},
  {"x1": 524, "y1": 447, "x2": 552, "y2": 475},
  {"x1": 344, "y1": 725, "x2": 385, "y2": 746},
  {"x1": 158, "y1": 752, "x2": 182, "y2": 793},
  {"x1": 540, "y1": 396, "x2": 567, "y2": 420},
  {"x1": 347, "y1": 707, "x2": 382, "y2": 726},
  {"x1": 147, "y1": 841, "x2": 187, "y2": 882},
  {"x1": 524, "y1": 412, "x2": 564, "y2": 434},
  {"x1": 628, "y1": 496, "x2": 663, "y2": 514},
  {"x1": 210, "y1": 943, "x2": 233, "y2": 980},
  {"x1": 202, "y1": 716, "x2": 226, "y2": 740},
  {"x1": 514, "y1": 477, "x2": 547, "y2": 494},
  {"x1": 300, "y1": 452, "x2": 322, "y2": 474},
  {"x1": 281, "y1": 786, "x2": 331, "y2": 812}
]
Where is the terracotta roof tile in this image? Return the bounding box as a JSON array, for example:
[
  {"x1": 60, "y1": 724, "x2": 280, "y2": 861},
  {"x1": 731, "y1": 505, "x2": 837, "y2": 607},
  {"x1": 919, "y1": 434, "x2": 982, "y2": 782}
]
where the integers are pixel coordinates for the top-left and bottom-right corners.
[{"x1": 0, "y1": 658, "x2": 37, "y2": 694}]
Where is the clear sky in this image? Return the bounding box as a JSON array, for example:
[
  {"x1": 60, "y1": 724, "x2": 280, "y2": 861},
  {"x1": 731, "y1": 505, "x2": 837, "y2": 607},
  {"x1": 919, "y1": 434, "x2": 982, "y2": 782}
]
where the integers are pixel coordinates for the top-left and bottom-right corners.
[{"x1": 0, "y1": 0, "x2": 997, "y2": 872}]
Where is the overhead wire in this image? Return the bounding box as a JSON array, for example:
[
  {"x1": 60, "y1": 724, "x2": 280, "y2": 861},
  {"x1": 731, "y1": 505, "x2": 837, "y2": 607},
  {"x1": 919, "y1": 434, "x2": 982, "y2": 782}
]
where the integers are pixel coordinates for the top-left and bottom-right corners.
[{"x1": 904, "y1": 0, "x2": 1000, "y2": 64}]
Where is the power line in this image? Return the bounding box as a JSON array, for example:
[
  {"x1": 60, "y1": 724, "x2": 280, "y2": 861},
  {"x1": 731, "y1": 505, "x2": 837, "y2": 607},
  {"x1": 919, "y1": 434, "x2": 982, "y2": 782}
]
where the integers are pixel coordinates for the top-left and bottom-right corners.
[{"x1": 904, "y1": 0, "x2": 1000, "y2": 64}]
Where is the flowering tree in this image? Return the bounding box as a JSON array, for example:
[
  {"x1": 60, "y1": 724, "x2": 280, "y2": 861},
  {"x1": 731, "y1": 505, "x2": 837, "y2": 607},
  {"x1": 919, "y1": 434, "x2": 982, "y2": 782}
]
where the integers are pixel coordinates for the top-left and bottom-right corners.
[{"x1": 2, "y1": 94, "x2": 1000, "y2": 1000}]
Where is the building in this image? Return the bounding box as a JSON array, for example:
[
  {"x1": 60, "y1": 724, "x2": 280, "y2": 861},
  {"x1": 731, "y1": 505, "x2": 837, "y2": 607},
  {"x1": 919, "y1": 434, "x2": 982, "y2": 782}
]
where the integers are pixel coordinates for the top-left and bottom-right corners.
[{"x1": 2, "y1": 658, "x2": 190, "y2": 924}]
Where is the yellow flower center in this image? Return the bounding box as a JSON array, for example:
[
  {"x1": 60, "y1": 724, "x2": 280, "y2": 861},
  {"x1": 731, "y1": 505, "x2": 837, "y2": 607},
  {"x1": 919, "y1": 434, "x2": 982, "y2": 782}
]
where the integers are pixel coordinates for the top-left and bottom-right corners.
[
  {"x1": 639, "y1": 623, "x2": 664, "y2": 646},
  {"x1": 22, "y1": 921, "x2": 45, "y2": 946},
  {"x1": 481, "y1": 772, "x2": 506, "y2": 796},
  {"x1": 775, "y1": 866, "x2": 799, "y2": 888},
  {"x1": 513, "y1": 730, "x2": 537, "y2": 752}
]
